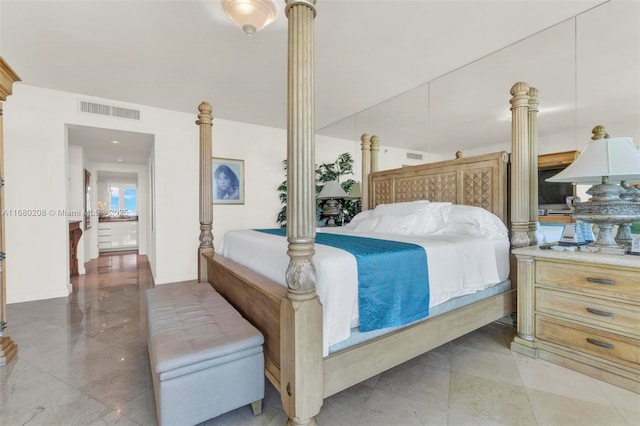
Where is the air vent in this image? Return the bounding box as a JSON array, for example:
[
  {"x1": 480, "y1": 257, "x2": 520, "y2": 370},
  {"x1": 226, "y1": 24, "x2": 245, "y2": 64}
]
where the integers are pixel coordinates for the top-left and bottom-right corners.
[
  {"x1": 406, "y1": 152, "x2": 423, "y2": 160},
  {"x1": 79, "y1": 101, "x2": 141, "y2": 120}
]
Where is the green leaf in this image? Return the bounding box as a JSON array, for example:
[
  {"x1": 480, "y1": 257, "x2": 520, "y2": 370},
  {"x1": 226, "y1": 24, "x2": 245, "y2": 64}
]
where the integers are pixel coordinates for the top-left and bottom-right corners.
[{"x1": 277, "y1": 152, "x2": 356, "y2": 225}]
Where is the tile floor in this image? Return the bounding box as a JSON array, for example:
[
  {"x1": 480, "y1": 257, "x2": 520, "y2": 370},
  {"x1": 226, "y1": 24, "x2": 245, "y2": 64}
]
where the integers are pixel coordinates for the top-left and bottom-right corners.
[{"x1": 0, "y1": 252, "x2": 638, "y2": 425}]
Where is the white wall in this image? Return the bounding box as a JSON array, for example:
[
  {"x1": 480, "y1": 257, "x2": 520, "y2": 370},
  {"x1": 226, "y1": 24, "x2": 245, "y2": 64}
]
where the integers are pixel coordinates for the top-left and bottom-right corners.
[
  {"x1": 377, "y1": 146, "x2": 444, "y2": 170},
  {"x1": 4, "y1": 84, "x2": 199, "y2": 302},
  {"x1": 4, "y1": 84, "x2": 433, "y2": 303}
]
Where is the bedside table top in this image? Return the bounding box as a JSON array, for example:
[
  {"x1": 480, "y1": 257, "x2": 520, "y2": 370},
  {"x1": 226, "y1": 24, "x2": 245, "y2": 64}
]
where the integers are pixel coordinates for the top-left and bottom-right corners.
[{"x1": 512, "y1": 245, "x2": 640, "y2": 269}]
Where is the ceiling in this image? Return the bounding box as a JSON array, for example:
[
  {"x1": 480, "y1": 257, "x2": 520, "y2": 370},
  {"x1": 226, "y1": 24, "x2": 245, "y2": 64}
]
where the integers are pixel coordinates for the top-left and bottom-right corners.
[
  {"x1": 67, "y1": 125, "x2": 154, "y2": 165},
  {"x1": 2, "y1": 0, "x2": 637, "y2": 161}
]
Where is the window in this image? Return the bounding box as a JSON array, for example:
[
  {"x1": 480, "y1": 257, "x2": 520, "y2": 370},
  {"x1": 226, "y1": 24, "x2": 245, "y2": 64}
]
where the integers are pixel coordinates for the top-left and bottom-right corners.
[
  {"x1": 108, "y1": 184, "x2": 137, "y2": 217},
  {"x1": 124, "y1": 188, "x2": 137, "y2": 213}
]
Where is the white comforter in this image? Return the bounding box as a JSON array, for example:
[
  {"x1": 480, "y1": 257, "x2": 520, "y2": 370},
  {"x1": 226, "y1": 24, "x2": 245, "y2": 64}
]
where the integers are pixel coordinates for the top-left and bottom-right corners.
[{"x1": 220, "y1": 228, "x2": 510, "y2": 356}]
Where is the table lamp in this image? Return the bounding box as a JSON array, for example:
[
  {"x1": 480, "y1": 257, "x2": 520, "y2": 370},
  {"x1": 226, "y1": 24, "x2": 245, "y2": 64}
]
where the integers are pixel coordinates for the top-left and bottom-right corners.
[
  {"x1": 546, "y1": 135, "x2": 640, "y2": 251},
  {"x1": 317, "y1": 180, "x2": 348, "y2": 226},
  {"x1": 347, "y1": 182, "x2": 362, "y2": 215}
]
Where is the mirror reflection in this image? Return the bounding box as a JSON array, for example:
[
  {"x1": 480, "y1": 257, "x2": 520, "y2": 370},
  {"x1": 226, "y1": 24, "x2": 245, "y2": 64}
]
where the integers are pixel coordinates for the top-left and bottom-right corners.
[{"x1": 318, "y1": 2, "x2": 638, "y2": 160}]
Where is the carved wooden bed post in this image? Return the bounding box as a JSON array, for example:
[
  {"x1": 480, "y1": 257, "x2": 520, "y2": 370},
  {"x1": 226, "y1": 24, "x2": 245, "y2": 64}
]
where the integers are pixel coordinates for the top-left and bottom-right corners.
[
  {"x1": 370, "y1": 135, "x2": 380, "y2": 173},
  {"x1": 196, "y1": 102, "x2": 214, "y2": 282},
  {"x1": 360, "y1": 134, "x2": 371, "y2": 210},
  {"x1": 527, "y1": 87, "x2": 539, "y2": 245},
  {"x1": 509, "y1": 82, "x2": 531, "y2": 248},
  {"x1": 510, "y1": 82, "x2": 538, "y2": 356},
  {"x1": 281, "y1": 1, "x2": 323, "y2": 425}
]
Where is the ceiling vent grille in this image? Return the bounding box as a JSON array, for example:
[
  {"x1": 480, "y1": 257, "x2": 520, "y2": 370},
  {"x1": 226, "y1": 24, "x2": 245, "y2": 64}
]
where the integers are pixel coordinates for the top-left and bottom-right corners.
[
  {"x1": 79, "y1": 101, "x2": 141, "y2": 120},
  {"x1": 406, "y1": 152, "x2": 423, "y2": 160}
]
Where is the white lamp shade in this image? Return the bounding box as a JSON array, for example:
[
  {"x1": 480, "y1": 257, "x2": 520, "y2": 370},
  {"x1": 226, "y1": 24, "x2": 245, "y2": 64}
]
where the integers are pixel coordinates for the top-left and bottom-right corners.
[
  {"x1": 318, "y1": 181, "x2": 348, "y2": 199},
  {"x1": 546, "y1": 137, "x2": 640, "y2": 183},
  {"x1": 222, "y1": 0, "x2": 278, "y2": 35},
  {"x1": 347, "y1": 182, "x2": 361, "y2": 199}
]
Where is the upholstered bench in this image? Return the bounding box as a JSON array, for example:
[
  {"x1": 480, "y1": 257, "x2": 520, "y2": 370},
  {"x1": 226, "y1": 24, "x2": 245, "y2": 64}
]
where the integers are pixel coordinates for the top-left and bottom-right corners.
[{"x1": 145, "y1": 282, "x2": 264, "y2": 426}]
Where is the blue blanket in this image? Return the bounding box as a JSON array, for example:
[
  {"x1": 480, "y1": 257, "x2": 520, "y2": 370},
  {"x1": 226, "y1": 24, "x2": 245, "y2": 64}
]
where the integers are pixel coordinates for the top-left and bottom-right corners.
[{"x1": 255, "y1": 229, "x2": 430, "y2": 331}]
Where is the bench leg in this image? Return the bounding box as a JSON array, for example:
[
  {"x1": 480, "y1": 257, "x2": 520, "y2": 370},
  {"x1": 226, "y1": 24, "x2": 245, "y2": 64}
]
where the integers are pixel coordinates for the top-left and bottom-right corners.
[{"x1": 251, "y1": 399, "x2": 262, "y2": 416}]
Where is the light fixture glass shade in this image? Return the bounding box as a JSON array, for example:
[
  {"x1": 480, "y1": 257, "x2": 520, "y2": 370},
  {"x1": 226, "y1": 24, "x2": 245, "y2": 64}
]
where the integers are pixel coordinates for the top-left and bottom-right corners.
[
  {"x1": 221, "y1": 0, "x2": 278, "y2": 35},
  {"x1": 546, "y1": 137, "x2": 640, "y2": 183},
  {"x1": 317, "y1": 180, "x2": 348, "y2": 199},
  {"x1": 347, "y1": 182, "x2": 361, "y2": 199}
]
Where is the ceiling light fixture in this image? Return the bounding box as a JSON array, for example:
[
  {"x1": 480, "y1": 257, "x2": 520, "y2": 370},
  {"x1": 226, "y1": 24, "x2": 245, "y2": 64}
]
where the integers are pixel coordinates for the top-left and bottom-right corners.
[{"x1": 221, "y1": 0, "x2": 278, "y2": 36}]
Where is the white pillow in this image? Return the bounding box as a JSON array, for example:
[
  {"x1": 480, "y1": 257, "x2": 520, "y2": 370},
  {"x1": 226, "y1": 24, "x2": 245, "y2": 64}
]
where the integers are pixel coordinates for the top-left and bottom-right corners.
[
  {"x1": 351, "y1": 216, "x2": 380, "y2": 233},
  {"x1": 409, "y1": 202, "x2": 452, "y2": 235},
  {"x1": 344, "y1": 210, "x2": 373, "y2": 230},
  {"x1": 445, "y1": 204, "x2": 508, "y2": 238},
  {"x1": 370, "y1": 200, "x2": 430, "y2": 218},
  {"x1": 373, "y1": 213, "x2": 417, "y2": 235}
]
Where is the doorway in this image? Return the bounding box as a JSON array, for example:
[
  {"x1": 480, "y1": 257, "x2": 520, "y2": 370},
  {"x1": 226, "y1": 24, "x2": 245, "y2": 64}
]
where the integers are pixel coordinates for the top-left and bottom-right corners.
[{"x1": 66, "y1": 125, "x2": 154, "y2": 278}]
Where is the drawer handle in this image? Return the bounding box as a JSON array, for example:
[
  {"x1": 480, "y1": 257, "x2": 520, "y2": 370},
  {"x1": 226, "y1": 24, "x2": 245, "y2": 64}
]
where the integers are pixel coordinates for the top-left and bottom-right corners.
[
  {"x1": 586, "y1": 338, "x2": 614, "y2": 350},
  {"x1": 586, "y1": 277, "x2": 614, "y2": 285},
  {"x1": 586, "y1": 307, "x2": 614, "y2": 318}
]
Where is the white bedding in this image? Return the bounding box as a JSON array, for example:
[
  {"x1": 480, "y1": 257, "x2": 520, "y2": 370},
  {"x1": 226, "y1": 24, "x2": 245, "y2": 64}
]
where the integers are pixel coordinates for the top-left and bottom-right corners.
[{"x1": 219, "y1": 227, "x2": 510, "y2": 356}]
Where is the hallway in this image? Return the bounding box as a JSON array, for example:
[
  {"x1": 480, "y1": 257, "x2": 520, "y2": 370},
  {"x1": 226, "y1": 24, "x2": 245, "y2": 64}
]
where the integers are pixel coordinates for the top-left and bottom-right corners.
[
  {"x1": 1, "y1": 252, "x2": 160, "y2": 424},
  {"x1": 1, "y1": 252, "x2": 638, "y2": 425}
]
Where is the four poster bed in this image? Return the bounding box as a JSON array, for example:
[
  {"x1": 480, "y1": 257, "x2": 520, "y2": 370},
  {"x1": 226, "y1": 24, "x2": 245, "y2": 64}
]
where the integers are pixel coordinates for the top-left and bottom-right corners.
[{"x1": 194, "y1": 2, "x2": 539, "y2": 425}]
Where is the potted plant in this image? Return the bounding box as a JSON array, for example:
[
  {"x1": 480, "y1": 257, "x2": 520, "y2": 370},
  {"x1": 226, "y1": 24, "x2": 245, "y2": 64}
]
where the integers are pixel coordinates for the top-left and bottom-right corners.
[{"x1": 277, "y1": 152, "x2": 358, "y2": 228}]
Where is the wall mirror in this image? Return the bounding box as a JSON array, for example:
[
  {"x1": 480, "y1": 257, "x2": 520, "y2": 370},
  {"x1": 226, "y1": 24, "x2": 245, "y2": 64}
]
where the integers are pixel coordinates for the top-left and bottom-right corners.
[{"x1": 317, "y1": 2, "x2": 639, "y2": 159}]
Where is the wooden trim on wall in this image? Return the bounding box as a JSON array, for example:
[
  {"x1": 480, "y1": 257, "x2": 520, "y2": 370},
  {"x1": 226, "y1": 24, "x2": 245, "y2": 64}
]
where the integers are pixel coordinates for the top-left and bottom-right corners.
[{"x1": 538, "y1": 150, "x2": 579, "y2": 170}]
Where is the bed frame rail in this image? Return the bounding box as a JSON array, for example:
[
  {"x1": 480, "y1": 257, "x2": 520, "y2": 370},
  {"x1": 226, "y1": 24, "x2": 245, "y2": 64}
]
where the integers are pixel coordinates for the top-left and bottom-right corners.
[
  {"x1": 323, "y1": 288, "x2": 514, "y2": 397},
  {"x1": 205, "y1": 253, "x2": 286, "y2": 389}
]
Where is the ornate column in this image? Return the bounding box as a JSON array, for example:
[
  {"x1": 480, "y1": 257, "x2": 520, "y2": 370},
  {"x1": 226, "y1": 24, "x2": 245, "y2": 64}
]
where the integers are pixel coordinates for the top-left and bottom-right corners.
[
  {"x1": 196, "y1": 102, "x2": 214, "y2": 282},
  {"x1": 0, "y1": 57, "x2": 20, "y2": 366},
  {"x1": 510, "y1": 253, "x2": 537, "y2": 357},
  {"x1": 370, "y1": 134, "x2": 380, "y2": 173},
  {"x1": 527, "y1": 87, "x2": 539, "y2": 245},
  {"x1": 509, "y1": 82, "x2": 531, "y2": 248},
  {"x1": 360, "y1": 133, "x2": 371, "y2": 211},
  {"x1": 281, "y1": 1, "x2": 323, "y2": 425}
]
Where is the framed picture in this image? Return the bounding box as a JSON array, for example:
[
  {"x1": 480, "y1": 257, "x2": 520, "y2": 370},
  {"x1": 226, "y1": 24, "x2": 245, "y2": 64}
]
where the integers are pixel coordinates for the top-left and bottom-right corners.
[
  {"x1": 213, "y1": 157, "x2": 244, "y2": 204},
  {"x1": 84, "y1": 169, "x2": 92, "y2": 230}
]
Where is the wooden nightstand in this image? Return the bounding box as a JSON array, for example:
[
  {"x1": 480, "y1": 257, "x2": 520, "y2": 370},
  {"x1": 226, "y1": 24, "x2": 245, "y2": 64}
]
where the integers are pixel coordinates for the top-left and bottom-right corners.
[
  {"x1": 538, "y1": 215, "x2": 573, "y2": 224},
  {"x1": 511, "y1": 246, "x2": 639, "y2": 393}
]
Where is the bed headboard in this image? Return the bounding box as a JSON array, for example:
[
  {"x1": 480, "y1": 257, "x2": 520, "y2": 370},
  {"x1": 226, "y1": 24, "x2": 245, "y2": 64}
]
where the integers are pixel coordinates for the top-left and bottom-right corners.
[{"x1": 369, "y1": 151, "x2": 509, "y2": 223}]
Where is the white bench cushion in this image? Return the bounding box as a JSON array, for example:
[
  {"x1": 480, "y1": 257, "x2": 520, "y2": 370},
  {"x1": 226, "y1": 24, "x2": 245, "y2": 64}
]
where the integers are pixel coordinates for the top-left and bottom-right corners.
[
  {"x1": 145, "y1": 282, "x2": 265, "y2": 425},
  {"x1": 147, "y1": 282, "x2": 263, "y2": 378}
]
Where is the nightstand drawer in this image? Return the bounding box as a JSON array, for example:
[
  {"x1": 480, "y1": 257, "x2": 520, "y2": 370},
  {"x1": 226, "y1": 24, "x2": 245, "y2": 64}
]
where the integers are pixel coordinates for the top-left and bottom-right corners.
[
  {"x1": 537, "y1": 288, "x2": 639, "y2": 338},
  {"x1": 536, "y1": 315, "x2": 640, "y2": 369},
  {"x1": 536, "y1": 260, "x2": 639, "y2": 303}
]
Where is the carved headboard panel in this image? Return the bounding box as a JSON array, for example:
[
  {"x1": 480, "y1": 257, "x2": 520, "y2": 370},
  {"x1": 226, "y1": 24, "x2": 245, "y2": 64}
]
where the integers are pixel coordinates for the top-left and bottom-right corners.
[{"x1": 369, "y1": 152, "x2": 509, "y2": 223}]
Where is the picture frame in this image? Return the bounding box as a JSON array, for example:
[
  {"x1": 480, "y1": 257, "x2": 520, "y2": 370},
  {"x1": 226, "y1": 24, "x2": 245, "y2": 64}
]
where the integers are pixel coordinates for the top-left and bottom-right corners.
[
  {"x1": 84, "y1": 169, "x2": 92, "y2": 230},
  {"x1": 213, "y1": 157, "x2": 244, "y2": 204}
]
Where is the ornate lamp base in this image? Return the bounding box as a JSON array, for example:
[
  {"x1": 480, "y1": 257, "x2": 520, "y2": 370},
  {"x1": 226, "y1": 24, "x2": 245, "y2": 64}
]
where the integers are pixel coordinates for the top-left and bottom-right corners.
[
  {"x1": 574, "y1": 200, "x2": 640, "y2": 253},
  {"x1": 322, "y1": 199, "x2": 342, "y2": 227}
]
